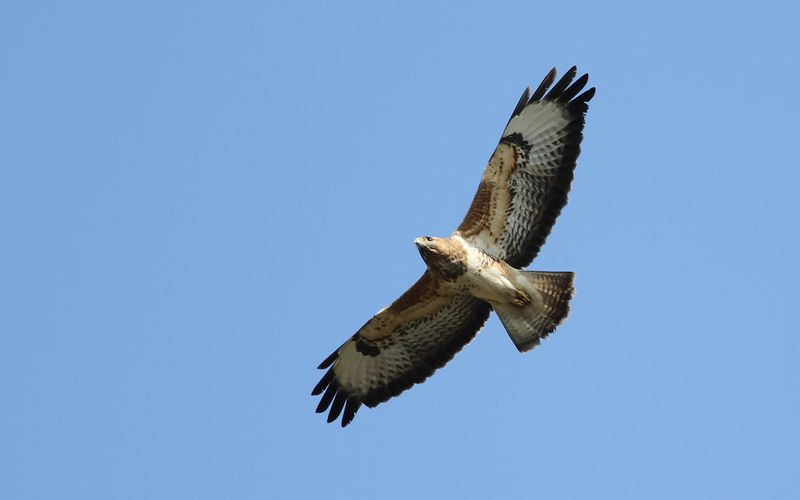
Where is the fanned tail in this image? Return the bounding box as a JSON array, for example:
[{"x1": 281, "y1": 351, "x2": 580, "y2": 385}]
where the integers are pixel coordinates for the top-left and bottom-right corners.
[{"x1": 494, "y1": 271, "x2": 575, "y2": 352}]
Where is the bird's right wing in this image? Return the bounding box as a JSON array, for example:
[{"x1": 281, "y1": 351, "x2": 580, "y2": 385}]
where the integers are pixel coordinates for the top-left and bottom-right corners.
[{"x1": 312, "y1": 272, "x2": 491, "y2": 427}]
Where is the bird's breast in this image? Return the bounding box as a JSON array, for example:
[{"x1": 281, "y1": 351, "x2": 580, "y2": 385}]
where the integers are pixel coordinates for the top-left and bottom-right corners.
[{"x1": 460, "y1": 248, "x2": 518, "y2": 304}]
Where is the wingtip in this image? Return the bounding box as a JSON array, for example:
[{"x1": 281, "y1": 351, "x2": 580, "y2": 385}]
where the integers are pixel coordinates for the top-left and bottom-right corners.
[
  {"x1": 315, "y1": 380, "x2": 338, "y2": 413},
  {"x1": 507, "y1": 86, "x2": 533, "y2": 125},
  {"x1": 326, "y1": 392, "x2": 347, "y2": 423},
  {"x1": 341, "y1": 398, "x2": 360, "y2": 427},
  {"x1": 578, "y1": 86, "x2": 596, "y2": 103},
  {"x1": 317, "y1": 350, "x2": 338, "y2": 369},
  {"x1": 311, "y1": 368, "x2": 334, "y2": 396},
  {"x1": 545, "y1": 66, "x2": 578, "y2": 100},
  {"x1": 530, "y1": 67, "x2": 558, "y2": 103},
  {"x1": 558, "y1": 73, "x2": 590, "y2": 103}
]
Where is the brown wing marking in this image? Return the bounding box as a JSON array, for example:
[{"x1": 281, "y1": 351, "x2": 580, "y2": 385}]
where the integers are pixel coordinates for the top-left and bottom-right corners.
[
  {"x1": 456, "y1": 143, "x2": 523, "y2": 253},
  {"x1": 355, "y1": 272, "x2": 448, "y2": 342}
]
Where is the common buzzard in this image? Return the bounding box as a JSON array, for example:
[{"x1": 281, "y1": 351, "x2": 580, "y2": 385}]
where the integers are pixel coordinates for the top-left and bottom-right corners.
[{"x1": 313, "y1": 66, "x2": 595, "y2": 427}]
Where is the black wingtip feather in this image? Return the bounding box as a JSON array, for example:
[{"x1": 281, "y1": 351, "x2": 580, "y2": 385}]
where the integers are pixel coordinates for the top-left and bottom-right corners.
[
  {"x1": 327, "y1": 391, "x2": 347, "y2": 423},
  {"x1": 507, "y1": 87, "x2": 531, "y2": 125},
  {"x1": 341, "y1": 398, "x2": 360, "y2": 427},
  {"x1": 574, "y1": 86, "x2": 596, "y2": 104},
  {"x1": 311, "y1": 364, "x2": 363, "y2": 427},
  {"x1": 311, "y1": 368, "x2": 334, "y2": 396},
  {"x1": 558, "y1": 73, "x2": 589, "y2": 103},
  {"x1": 316, "y1": 381, "x2": 338, "y2": 413},
  {"x1": 545, "y1": 66, "x2": 577, "y2": 100},
  {"x1": 317, "y1": 350, "x2": 338, "y2": 370},
  {"x1": 530, "y1": 67, "x2": 557, "y2": 102}
]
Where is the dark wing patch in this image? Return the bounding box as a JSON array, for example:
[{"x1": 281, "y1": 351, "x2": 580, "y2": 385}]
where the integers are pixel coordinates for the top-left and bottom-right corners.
[
  {"x1": 456, "y1": 67, "x2": 595, "y2": 268},
  {"x1": 312, "y1": 291, "x2": 491, "y2": 427}
]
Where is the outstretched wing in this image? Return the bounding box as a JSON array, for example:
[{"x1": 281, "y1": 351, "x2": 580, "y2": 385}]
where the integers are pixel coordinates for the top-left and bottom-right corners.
[
  {"x1": 312, "y1": 273, "x2": 491, "y2": 427},
  {"x1": 455, "y1": 66, "x2": 595, "y2": 268}
]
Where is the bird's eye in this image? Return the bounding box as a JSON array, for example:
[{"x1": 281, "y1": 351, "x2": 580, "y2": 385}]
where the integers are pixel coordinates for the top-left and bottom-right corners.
[{"x1": 425, "y1": 237, "x2": 433, "y2": 242}]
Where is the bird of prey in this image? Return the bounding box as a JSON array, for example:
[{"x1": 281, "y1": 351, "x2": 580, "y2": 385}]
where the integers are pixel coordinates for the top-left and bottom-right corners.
[{"x1": 313, "y1": 66, "x2": 595, "y2": 427}]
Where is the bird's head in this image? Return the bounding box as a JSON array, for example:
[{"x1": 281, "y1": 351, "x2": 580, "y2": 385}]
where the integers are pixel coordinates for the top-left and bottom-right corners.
[
  {"x1": 414, "y1": 236, "x2": 466, "y2": 279},
  {"x1": 414, "y1": 236, "x2": 447, "y2": 257},
  {"x1": 415, "y1": 235, "x2": 450, "y2": 266}
]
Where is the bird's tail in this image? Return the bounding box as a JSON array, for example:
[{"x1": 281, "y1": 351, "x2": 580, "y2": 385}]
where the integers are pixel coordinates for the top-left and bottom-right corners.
[{"x1": 494, "y1": 271, "x2": 575, "y2": 353}]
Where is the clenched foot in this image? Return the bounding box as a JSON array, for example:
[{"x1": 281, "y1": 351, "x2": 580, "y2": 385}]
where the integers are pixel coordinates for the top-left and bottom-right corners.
[{"x1": 512, "y1": 290, "x2": 531, "y2": 306}]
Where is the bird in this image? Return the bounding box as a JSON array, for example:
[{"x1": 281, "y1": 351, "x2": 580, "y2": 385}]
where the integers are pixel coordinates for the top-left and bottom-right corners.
[{"x1": 312, "y1": 66, "x2": 595, "y2": 427}]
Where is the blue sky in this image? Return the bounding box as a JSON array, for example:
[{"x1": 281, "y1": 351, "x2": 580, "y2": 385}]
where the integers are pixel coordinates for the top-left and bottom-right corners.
[{"x1": 2, "y1": 1, "x2": 798, "y2": 499}]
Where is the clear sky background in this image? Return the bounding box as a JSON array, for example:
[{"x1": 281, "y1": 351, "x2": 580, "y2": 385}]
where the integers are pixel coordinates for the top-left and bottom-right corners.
[{"x1": 2, "y1": 1, "x2": 798, "y2": 499}]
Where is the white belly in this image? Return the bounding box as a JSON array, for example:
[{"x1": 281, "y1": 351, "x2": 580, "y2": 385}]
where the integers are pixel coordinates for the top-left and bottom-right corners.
[
  {"x1": 460, "y1": 243, "x2": 521, "y2": 304},
  {"x1": 472, "y1": 266, "x2": 518, "y2": 303}
]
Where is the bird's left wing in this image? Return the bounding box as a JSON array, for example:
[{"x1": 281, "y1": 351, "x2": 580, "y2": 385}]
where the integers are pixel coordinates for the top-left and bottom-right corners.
[
  {"x1": 312, "y1": 272, "x2": 491, "y2": 427},
  {"x1": 455, "y1": 67, "x2": 595, "y2": 268}
]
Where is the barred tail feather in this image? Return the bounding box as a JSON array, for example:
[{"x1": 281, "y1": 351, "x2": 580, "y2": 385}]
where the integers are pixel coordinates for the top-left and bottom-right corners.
[{"x1": 495, "y1": 271, "x2": 574, "y2": 352}]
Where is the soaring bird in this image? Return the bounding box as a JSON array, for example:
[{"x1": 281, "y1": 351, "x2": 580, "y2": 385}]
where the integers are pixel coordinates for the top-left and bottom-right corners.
[{"x1": 313, "y1": 66, "x2": 595, "y2": 427}]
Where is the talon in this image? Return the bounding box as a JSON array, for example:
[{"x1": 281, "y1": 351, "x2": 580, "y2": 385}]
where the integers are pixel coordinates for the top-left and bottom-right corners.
[{"x1": 513, "y1": 290, "x2": 531, "y2": 306}]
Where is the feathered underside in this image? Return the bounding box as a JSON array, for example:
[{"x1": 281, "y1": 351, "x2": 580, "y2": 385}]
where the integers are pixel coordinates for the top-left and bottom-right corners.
[{"x1": 313, "y1": 67, "x2": 594, "y2": 426}]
